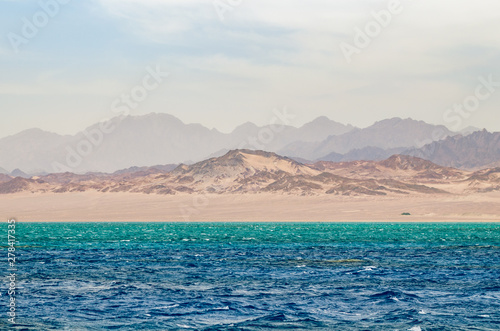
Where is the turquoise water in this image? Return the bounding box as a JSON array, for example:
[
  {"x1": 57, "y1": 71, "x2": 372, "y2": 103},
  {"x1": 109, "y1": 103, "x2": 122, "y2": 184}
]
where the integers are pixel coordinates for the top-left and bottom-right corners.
[{"x1": 4, "y1": 222, "x2": 500, "y2": 330}]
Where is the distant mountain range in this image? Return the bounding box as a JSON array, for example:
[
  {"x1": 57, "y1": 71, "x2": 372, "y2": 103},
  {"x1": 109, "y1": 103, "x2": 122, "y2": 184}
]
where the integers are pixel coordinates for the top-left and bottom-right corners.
[
  {"x1": 403, "y1": 130, "x2": 500, "y2": 170},
  {"x1": 0, "y1": 112, "x2": 496, "y2": 174},
  {"x1": 0, "y1": 113, "x2": 353, "y2": 174},
  {"x1": 316, "y1": 130, "x2": 500, "y2": 170},
  {"x1": 1, "y1": 150, "x2": 498, "y2": 196},
  {"x1": 279, "y1": 117, "x2": 455, "y2": 159}
]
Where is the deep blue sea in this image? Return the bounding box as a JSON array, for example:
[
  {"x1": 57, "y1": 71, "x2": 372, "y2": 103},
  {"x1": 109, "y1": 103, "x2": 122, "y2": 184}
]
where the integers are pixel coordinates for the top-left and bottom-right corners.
[{"x1": 3, "y1": 222, "x2": 500, "y2": 330}]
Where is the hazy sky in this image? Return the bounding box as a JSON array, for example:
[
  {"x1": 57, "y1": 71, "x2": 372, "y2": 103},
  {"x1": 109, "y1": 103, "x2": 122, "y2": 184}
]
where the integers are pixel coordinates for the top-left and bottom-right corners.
[{"x1": 1, "y1": 0, "x2": 499, "y2": 138}]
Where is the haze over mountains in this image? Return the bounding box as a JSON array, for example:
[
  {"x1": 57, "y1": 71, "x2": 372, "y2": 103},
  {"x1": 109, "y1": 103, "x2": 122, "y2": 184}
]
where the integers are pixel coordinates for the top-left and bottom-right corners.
[
  {"x1": 279, "y1": 118, "x2": 454, "y2": 159},
  {"x1": 0, "y1": 112, "x2": 497, "y2": 175},
  {"x1": 0, "y1": 113, "x2": 352, "y2": 174}
]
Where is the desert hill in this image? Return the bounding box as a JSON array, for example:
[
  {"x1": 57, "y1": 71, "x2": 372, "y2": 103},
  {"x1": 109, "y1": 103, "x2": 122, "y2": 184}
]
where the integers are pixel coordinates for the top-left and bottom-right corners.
[
  {"x1": 3, "y1": 150, "x2": 497, "y2": 196},
  {"x1": 312, "y1": 155, "x2": 467, "y2": 183}
]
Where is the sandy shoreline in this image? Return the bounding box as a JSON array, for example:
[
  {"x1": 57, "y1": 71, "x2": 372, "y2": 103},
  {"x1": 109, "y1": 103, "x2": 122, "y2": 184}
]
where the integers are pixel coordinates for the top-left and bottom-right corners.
[{"x1": 1, "y1": 191, "x2": 499, "y2": 222}]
